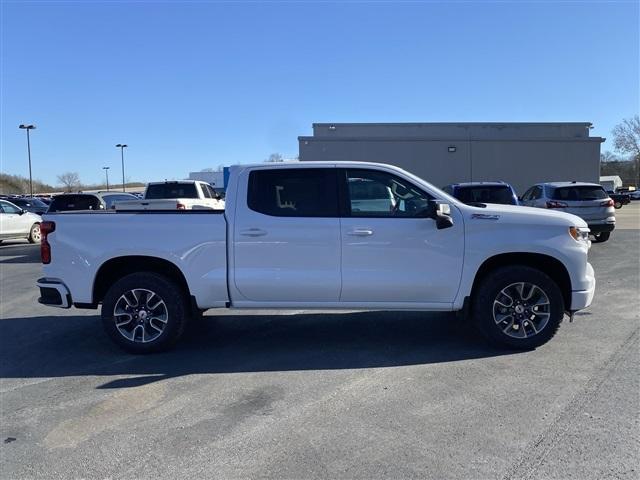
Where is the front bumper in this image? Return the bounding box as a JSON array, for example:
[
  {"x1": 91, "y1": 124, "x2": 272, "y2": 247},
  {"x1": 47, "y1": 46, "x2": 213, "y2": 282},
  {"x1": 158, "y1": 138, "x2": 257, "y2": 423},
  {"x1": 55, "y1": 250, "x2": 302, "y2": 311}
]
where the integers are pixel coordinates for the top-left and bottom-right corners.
[
  {"x1": 570, "y1": 262, "x2": 595, "y2": 311},
  {"x1": 36, "y1": 278, "x2": 72, "y2": 309}
]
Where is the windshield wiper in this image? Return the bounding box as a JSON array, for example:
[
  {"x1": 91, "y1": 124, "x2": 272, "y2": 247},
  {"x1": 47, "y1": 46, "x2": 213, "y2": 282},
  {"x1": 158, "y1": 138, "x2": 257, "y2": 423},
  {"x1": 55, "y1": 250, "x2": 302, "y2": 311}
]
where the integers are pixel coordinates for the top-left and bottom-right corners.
[{"x1": 466, "y1": 202, "x2": 487, "y2": 208}]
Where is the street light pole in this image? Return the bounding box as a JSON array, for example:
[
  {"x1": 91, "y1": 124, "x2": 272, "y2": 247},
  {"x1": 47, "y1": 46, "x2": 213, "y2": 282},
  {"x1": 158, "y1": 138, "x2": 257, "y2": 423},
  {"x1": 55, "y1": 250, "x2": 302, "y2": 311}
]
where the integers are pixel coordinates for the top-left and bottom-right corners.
[
  {"x1": 116, "y1": 144, "x2": 128, "y2": 192},
  {"x1": 19, "y1": 124, "x2": 36, "y2": 197},
  {"x1": 103, "y1": 166, "x2": 110, "y2": 191}
]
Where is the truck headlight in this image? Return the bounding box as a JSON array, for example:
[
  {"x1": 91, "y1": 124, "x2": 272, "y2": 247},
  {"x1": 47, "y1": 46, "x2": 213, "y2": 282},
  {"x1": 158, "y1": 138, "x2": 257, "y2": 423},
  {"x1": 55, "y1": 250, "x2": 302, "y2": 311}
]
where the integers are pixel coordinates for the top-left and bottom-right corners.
[{"x1": 569, "y1": 226, "x2": 590, "y2": 245}]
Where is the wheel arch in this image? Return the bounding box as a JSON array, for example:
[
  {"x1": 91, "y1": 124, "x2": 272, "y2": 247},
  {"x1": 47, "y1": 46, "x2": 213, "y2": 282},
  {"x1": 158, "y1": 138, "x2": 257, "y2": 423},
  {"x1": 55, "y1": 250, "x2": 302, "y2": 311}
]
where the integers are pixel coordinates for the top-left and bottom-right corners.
[
  {"x1": 92, "y1": 255, "x2": 191, "y2": 306},
  {"x1": 471, "y1": 252, "x2": 572, "y2": 310}
]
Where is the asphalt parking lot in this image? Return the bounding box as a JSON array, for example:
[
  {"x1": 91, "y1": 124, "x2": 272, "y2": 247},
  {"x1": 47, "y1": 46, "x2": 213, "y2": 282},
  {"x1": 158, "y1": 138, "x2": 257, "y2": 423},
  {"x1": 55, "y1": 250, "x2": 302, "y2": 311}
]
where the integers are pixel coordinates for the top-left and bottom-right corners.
[{"x1": 1, "y1": 204, "x2": 638, "y2": 479}]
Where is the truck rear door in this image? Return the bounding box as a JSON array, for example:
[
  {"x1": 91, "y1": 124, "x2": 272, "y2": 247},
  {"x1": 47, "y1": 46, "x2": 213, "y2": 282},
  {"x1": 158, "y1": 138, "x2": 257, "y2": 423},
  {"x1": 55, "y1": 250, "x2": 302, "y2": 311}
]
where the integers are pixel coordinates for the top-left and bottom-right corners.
[{"x1": 231, "y1": 167, "x2": 341, "y2": 303}]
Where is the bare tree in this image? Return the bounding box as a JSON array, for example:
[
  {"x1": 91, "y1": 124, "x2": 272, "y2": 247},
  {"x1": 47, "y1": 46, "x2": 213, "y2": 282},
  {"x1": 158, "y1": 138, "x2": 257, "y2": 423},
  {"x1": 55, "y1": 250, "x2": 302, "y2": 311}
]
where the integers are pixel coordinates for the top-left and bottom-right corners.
[
  {"x1": 265, "y1": 153, "x2": 284, "y2": 163},
  {"x1": 57, "y1": 172, "x2": 81, "y2": 192},
  {"x1": 600, "y1": 151, "x2": 620, "y2": 163},
  {"x1": 612, "y1": 115, "x2": 640, "y2": 185}
]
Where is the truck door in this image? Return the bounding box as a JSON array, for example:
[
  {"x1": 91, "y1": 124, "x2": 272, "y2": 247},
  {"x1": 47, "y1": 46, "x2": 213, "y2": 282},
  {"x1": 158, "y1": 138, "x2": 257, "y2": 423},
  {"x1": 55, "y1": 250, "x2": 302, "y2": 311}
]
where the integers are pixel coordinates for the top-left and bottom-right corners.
[
  {"x1": 338, "y1": 168, "x2": 464, "y2": 304},
  {"x1": 232, "y1": 167, "x2": 342, "y2": 303}
]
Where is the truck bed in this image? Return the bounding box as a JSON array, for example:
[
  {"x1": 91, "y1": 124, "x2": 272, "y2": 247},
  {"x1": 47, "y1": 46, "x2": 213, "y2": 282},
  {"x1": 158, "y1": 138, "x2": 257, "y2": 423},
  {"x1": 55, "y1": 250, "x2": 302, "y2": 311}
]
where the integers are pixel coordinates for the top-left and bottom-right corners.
[{"x1": 41, "y1": 210, "x2": 229, "y2": 309}]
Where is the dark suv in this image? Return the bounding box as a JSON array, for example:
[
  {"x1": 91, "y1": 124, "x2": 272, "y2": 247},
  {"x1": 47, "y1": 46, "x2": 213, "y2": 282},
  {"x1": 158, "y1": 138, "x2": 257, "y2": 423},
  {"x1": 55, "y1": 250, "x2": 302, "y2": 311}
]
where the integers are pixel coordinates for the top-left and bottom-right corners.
[
  {"x1": 47, "y1": 192, "x2": 138, "y2": 212},
  {"x1": 441, "y1": 182, "x2": 519, "y2": 206}
]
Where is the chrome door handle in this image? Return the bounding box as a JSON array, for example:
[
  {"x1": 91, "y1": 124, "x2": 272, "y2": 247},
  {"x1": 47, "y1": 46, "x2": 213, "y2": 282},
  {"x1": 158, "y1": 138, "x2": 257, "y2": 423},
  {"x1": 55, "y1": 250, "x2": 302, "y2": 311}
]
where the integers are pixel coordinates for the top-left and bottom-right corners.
[
  {"x1": 239, "y1": 228, "x2": 267, "y2": 237},
  {"x1": 347, "y1": 229, "x2": 374, "y2": 236}
]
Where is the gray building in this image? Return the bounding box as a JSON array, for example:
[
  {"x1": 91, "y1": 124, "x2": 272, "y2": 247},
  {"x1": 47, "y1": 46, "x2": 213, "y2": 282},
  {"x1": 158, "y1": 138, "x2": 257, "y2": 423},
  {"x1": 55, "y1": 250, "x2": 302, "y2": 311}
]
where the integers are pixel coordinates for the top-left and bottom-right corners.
[
  {"x1": 298, "y1": 122, "x2": 604, "y2": 194},
  {"x1": 188, "y1": 171, "x2": 224, "y2": 186}
]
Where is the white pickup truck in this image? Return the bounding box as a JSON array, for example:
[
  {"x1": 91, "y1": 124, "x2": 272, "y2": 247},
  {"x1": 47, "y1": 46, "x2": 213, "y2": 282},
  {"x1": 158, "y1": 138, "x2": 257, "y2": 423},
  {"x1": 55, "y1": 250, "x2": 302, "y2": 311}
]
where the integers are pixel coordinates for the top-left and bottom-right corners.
[
  {"x1": 36, "y1": 162, "x2": 595, "y2": 353},
  {"x1": 115, "y1": 180, "x2": 224, "y2": 211}
]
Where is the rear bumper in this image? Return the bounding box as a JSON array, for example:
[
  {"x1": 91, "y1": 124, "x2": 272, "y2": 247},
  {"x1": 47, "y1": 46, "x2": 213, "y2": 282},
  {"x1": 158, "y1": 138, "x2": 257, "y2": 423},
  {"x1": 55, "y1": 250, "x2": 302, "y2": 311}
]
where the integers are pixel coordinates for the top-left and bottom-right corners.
[
  {"x1": 570, "y1": 262, "x2": 595, "y2": 311},
  {"x1": 36, "y1": 278, "x2": 72, "y2": 309},
  {"x1": 588, "y1": 223, "x2": 615, "y2": 234}
]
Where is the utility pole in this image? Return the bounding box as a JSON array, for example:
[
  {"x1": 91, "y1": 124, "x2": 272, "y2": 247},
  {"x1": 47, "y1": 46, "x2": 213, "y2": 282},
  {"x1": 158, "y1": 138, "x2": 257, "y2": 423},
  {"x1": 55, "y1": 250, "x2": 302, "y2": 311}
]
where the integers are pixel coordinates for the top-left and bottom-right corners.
[
  {"x1": 103, "y1": 166, "x2": 110, "y2": 191},
  {"x1": 19, "y1": 124, "x2": 36, "y2": 197},
  {"x1": 116, "y1": 144, "x2": 128, "y2": 192}
]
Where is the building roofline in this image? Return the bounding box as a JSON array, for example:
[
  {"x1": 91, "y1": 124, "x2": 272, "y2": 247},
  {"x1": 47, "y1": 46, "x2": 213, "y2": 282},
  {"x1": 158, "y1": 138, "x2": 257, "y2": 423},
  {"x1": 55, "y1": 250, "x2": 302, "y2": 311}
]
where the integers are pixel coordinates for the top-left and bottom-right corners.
[
  {"x1": 299, "y1": 136, "x2": 606, "y2": 143},
  {"x1": 312, "y1": 122, "x2": 594, "y2": 127}
]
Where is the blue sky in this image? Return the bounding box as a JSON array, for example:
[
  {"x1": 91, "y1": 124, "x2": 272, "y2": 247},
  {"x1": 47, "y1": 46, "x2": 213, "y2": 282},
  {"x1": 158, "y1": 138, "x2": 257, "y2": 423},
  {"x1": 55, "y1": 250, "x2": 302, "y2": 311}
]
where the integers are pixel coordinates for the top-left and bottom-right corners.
[{"x1": 2, "y1": 0, "x2": 638, "y2": 186}]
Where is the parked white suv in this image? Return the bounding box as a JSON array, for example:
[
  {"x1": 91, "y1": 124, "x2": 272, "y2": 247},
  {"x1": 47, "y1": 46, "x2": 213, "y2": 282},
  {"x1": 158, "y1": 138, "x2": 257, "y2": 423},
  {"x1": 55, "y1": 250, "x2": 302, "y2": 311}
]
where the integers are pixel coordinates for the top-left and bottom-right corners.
[
  {"x1": 0, "y1": 199, "x2": 42, "y2": 243},
  {"x1": 520, "y1": 182, "x2": 615, "y2": 243}
]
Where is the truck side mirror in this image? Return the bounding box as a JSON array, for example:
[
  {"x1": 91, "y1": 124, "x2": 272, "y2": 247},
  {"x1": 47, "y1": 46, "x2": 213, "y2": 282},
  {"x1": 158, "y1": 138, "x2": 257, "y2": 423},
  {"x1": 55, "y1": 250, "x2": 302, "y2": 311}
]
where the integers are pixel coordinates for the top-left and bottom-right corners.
[{"x1": 423, "y1": 200, "x2": 454, "y2": 230}]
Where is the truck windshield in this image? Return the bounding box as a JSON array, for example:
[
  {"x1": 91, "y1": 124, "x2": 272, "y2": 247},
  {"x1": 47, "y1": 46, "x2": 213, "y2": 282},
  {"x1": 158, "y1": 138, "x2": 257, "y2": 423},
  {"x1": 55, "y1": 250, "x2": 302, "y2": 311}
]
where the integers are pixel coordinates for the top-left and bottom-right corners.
[
  {"x1": 551, "y1": 186, "x2": 607, "y2": 201},
  {"x1": 145, "y1": 183, "x2": 199, "y2": 199}
]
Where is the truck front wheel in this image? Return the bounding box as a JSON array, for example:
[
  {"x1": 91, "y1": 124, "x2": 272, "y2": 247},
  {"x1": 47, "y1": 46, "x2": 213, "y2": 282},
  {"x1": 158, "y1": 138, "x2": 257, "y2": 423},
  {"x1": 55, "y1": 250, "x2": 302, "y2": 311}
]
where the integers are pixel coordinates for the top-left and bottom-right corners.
[
  {"x1": 101, "y1": 272, "x2": 188, "y2": 353},
  {"x1": 472, "y1": 266, "x2": 564, "y2": 350}
]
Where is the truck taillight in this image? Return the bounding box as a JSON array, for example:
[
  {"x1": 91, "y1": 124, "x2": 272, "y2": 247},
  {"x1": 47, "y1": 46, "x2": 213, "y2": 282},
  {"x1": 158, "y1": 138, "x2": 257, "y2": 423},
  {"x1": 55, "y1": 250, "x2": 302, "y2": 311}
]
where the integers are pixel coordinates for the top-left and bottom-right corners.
[
  {"x1": 40, "y1": 221, "x2": 55, "y2": 264},
  {"x1": 177, "y1": 202, "x2": 186, "y2": 210},
  {"x1": 546, "y1": 201, "x2": 568, "y2": 209},
  {"x1": 601, "y1": 199, "x2": 614, "y2": 207}
]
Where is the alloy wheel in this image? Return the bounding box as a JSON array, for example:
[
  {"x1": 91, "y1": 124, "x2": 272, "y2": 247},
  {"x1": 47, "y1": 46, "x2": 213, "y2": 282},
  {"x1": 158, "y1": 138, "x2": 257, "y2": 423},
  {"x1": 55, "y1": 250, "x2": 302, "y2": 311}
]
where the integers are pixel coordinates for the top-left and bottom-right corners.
[
  {"x1": 113, "y1": 288, "x2": 168, "y2": 343},
  {"x1": 492, "y1": 282, "x2": 551, "y2": 339}
]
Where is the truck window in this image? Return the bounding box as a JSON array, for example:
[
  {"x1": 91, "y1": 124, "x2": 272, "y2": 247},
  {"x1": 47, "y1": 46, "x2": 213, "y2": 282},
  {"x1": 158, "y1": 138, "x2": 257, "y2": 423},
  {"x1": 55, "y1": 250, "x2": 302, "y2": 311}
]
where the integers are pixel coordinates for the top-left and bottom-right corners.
[
  {"x1": 344, "y1": 169, "x2": 432, "y2": 217},
  {"x1": 145, "y1": 183, "x2": 199, "y2": 199},
  {"x1": 206, "y1": 184, "x2": 220, "y2": 199},
  {"x1": 201, "y1": 184, "x2": 212, "y2": 199},
  {"x1": 248, "y1": 169, "x2": 338, "y2": 217}
]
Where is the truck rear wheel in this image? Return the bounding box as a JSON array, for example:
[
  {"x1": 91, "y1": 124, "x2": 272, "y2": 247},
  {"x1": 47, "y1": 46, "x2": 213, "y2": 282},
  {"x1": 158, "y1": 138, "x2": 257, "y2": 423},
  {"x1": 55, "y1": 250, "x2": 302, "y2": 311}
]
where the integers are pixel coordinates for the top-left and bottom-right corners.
[
  {"x1": 472, "y1": 266, "x2": 564, "y2": 350},
  {"x1": 101, "y1": 272, "x2": 188, "y2": 353}
]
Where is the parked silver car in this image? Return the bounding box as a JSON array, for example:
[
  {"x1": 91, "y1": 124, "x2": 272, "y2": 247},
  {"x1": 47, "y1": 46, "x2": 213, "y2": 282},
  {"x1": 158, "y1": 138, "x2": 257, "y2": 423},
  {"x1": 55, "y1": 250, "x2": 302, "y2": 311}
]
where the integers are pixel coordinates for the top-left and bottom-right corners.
[
  {"x1": 520, "y1": 182, "x2": 615, "y2": 243},
  {"x1": 0, "y1": 199, "x2": 42, "y2": 243}
]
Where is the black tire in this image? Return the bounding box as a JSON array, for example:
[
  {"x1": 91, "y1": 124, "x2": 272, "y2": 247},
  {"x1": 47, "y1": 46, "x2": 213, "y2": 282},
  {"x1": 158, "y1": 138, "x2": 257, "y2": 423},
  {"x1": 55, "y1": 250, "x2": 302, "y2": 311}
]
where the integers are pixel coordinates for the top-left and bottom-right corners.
[
  {"x1": 101, "y1": 272, "x2": 188, "y2": 353},
  {"x1": 28, "y1": 223, "x2": 41, "y2": 244},
  {"x1": 592, "y1": 232, "x2": 610, "y2": 243},
  {"x1": 471, "y1": 266, "x2": 564, "y2": 350},
  {"x1": 614, "y1": 201, "x2": 622, "y2": 209}
]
